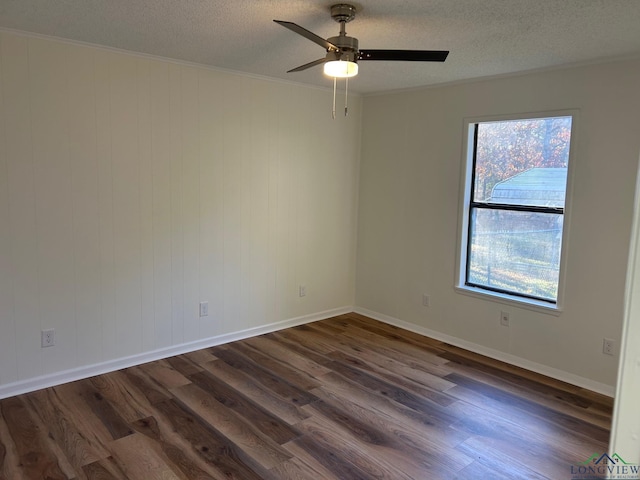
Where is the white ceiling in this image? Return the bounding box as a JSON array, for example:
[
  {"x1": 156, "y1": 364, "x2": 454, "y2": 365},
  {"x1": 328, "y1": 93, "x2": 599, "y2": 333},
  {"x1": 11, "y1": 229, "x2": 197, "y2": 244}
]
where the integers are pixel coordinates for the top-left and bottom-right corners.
[{"x1": 1, "y1": 0, "x2": 640, "y2": 94}]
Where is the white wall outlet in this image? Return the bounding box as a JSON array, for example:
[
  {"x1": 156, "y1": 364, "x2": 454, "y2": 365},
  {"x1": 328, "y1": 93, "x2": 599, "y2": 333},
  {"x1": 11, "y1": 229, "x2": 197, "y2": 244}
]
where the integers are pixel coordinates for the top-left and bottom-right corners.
[
  {"x1": 41, "y1": 329, "x2": 55, "y2": 348},
  {"x1": 422, "y1": 294, "x2": 430, "y2": 307},
  {"x1": 299, "y1": 285, "x2": 307, "y2": 297},
  {"x1": 603, "y1": 338, "x2": 615, "y2": 356},
  {"x1": 199, "y1": 301, "x2": 209, "y2": 317},
  {"x1": 500, "y1": 311, "x2": 510, "y2": 327}
]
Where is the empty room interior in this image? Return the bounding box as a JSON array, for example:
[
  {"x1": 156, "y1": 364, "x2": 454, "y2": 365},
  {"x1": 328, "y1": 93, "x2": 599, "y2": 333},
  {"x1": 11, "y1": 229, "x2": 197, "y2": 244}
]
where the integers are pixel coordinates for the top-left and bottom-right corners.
[{"x1": 1, "y1": 1, "x2": 640, "y2": 479}]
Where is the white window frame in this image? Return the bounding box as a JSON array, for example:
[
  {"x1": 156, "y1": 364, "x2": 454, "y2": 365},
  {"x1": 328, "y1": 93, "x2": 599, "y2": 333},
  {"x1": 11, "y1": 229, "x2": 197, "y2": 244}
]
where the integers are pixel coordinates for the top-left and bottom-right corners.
[{"x1": 454, "y1": 110, "x2": 578, "y2": 315}]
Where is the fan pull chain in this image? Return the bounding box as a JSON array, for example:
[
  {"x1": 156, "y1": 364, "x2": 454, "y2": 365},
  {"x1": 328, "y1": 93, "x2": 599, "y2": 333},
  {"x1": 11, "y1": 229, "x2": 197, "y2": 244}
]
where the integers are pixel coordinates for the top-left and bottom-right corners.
[
  {"x1": 345, "y1": 77, "x2": 349, "y2": 116},
  {"x1": 331, "y1": 77, "x2": 351, "y2": 119},
  {"x1": 332, "y1": 77, "x2": 337, "y2": 119}
]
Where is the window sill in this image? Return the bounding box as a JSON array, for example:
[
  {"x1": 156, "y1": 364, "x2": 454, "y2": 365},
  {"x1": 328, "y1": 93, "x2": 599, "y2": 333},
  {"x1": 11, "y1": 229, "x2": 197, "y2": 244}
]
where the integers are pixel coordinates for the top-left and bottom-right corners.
[{"x1": 454, "y1": 285, "x2": 562, "y2": 316}]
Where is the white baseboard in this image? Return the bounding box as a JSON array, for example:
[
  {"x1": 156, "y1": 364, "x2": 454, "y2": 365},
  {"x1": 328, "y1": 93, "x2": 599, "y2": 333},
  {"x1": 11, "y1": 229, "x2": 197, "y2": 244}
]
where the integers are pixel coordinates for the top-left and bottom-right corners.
[
  {"x1": 2, "y1": 305, "x2": 614, "y2": 400},
  {"x1": 354, "y1": 306, "x2": 615, "y2": 397},
  {"x1": 0, "y1": 306, "x2": 352, "y2": 400}
]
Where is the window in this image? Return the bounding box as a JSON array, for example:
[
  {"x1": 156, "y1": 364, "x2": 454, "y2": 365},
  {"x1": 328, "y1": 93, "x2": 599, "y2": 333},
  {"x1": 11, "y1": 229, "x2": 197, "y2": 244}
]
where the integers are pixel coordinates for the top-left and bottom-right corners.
[{"x1": 458, "y1": 114, "x2": 574, "y2": 307}]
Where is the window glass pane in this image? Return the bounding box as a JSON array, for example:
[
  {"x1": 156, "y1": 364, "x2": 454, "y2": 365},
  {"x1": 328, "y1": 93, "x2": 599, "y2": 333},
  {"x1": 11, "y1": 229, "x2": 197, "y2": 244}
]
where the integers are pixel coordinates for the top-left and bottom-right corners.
[
  {"x1": 473, "y1": 117, "x2": 572, "y2": 207},
  {"x1": 467, "y1": 208, "x2": 563, "y2": 302}
]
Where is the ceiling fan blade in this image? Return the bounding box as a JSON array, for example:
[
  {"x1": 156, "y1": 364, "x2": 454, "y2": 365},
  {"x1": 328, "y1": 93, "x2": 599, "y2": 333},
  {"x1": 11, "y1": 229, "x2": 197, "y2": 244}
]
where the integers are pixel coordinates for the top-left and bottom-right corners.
[
  {"x1": 273, "y1": 20, "x2": 338, "y2": 51},
  {"x1": 287, "y1": 58, "x2": 328, "y2": 73},
  {"x1": 358, "y1": 50, "x2": 449, "y2": 62}
]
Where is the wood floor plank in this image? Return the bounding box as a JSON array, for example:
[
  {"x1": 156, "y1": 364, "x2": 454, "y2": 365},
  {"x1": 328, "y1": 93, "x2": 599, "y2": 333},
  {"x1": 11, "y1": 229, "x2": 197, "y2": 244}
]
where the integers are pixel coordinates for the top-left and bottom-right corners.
[
  {"x1": 181, "y1": 348, "x2": 219, "y2": 366},
  {"x1": 152, "y1": 399, "x2": 275, "y2": 480},
  {"x1": 447, "y1": 398, "x2": 604, "y2": 461},
  {"x1": 457, "y1": 434, "x2": 565, "y2": 480},
  {"x1": 71, "y1": 379, "x2": 135, "y2": 441},
  {"x1": 438, "y1": 343, "x2": 586, "y2": 394},
  {"x1": 450, "y1": 402, "x2": 597, "y2": 475},
  {"x1": 0, "y1": 396, "x2": 67, "y2": 479},
  {"x1": 21, "y1": 396, "x2": 82, "y2": 480},
  {"x1": 89, "y1": 371, "x2": 155, "y2": 424},
  {"x1": 228, "y1": 342, "x2": 320, "y2": 390},
  {"x1": 310, "y1": 321, "x2": 453, "y2": 376},
  {"x1": 128, "y1": 415, "x2": 220, "y2": 480},
  {"x1": 278, "y1": 440, "x2": 342, "y2": 480},
  {"x1": 445, "y1": 373, "x2": 611, "y2": 444},
  {"x1": 267, "y1": 331, "x2": 336, "y2": 366},
  {"x1": 188, "y1": 370, "x2": 301, "y2": 445},
  {"x1": 0, "y1": 435, "x2": 6, "y2": 480},
  {"x1": 287, "y1": 432, "x2": 374, "y2": 480},
  {"x1": 297, "y1": 414, "x2": 420, "y2": 480},
  {"x1": 311, "y1": 378, "x2": 472, "y2": 461},
  {"x1": 324, "y1": 358, "x2": 458, "y2": 425},
  {"x1": 24, "y1": 387, "x2": 108, "y2": 470},
  {"x1": 328, "y1": 340, "x2": 456, "y2": 392},
  {"x1": 0, "y1": 314, "x2": 613, "y2": 480},
  {"x1": 332, "y1": 314, "x2": 450, "y2": 357},
  {"x1": 136, "y1": 359, "x2": 192, "y2": 391},
  {"x1": 82, "y1": 456, "x2": 129, "y2": 480},
  {"x1": 268, "y1": 457, "x2": 333, "y2": 480},
  {"x1": 47, "y1": 381, "x2": 120, "y2": 458},
  {"x1": 170, "y1": 382, "x2": 293, "y2": 470},
  {"x1": 200, "y1": 359, "x2": 310, "y2": 425},
  {"x1": 453, "y1": 451, "x2": 549, "y2": 480},
  {"x1": 165, "y1": 355, "x2": 205, "y2": 377},
  {"x1": 327, "y1": 349, "x2": 456, "y2": 406},
  {"x1": 242, "y1": 335, "x2": 332, "y2": 380},
  {"x1": 213, "y1": 344, "x2": 319, "y2": 403},
  {"x1": 440, "y1": 350, "x2": 612, "y2": 428},
  {"x1": 301, "y1": 398, "x2": 470, "y2": 479},
  {"x1": 273, "y1": 326, "x2": 341, "y2": 358},
  {"x1": 121, "y1": 365, "x2": 177, "y2": 406},
  {"x1": 109, "y1": 432, "x2": 188, "y2": 480},
  {"x1": 312, "y1": 384, "x2": 473, "y2": 467},
  {"x1": 333, "y1": 313, "x2": 444, "y2": 343},
  {"x1": 0, "y1": 398, "x2": 22, "y2": 480}
]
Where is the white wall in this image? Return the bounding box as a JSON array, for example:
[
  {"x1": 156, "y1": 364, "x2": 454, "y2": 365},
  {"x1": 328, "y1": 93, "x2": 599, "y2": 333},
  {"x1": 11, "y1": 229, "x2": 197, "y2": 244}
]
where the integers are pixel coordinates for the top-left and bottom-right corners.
[
  {"x1": 0, "y1": 31, "x2": 361, "y2": 394},
  {"x1": 2, "y1": 27, "x2": 638, "y2": 400},
  {"x1": 610, "y1": 155, "x2": 640, "y2": 463},
  {"x1": 356, "y1": 59, "x2": 640, "y2": 393}
]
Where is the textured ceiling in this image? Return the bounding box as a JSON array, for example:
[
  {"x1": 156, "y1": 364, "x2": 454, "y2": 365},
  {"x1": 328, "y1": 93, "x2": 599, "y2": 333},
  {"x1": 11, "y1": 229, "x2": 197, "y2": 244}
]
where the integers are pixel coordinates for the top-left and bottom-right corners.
[{"x1": 1, "y1": 0, "x2": 640, "y2": 94}]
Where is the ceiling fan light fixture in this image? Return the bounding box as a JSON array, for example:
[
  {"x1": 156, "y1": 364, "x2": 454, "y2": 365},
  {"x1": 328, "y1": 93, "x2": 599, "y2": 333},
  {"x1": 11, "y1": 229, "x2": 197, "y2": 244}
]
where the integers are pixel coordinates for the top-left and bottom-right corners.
[{"x1": 323, "y1": 60, "x2": 358, "y2": 78}]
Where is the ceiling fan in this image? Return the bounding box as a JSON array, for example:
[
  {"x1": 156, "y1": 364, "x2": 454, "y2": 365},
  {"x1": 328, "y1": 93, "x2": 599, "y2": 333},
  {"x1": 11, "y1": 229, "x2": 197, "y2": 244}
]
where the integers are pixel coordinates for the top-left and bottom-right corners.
[{"x1": 273, "y1": 3, "x2": 449, "y2": 79}]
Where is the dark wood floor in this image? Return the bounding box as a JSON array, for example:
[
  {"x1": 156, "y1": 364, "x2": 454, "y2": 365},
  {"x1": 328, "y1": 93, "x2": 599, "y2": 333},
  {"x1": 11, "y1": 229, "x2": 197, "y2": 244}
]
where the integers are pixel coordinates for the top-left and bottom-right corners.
[{"x1": 0, "y1": 313, "x2": 613, "y2": 479}]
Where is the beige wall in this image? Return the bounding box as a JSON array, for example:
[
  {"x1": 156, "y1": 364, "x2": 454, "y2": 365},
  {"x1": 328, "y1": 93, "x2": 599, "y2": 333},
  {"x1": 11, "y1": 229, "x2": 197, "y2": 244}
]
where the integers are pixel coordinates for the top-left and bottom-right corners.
[
  {"x1": 2, "y1": 26, "x2": 640, "y2": 400},
  {"x1": 356, "y1": 58, "x2": 640, "y2": 393},
  {"x1": 610, "y1": 158, "x2": 640, "y2": 462},
  {"x1": 0, "y1": 31, "x2": 361, "y2": 393}
]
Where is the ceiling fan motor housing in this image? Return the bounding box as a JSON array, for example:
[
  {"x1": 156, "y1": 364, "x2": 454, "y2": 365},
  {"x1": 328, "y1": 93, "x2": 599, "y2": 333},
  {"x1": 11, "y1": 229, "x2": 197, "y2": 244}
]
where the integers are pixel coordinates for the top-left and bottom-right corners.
[
  {"x1": 328, "y1": 4, "x2": 359, "y2": 62},
  {"x1": 330, "y1": 4, "x2": 357, "y2": 23},
  {"x1": 326, "y1": 34, "x2": 359, "y2": 62}
]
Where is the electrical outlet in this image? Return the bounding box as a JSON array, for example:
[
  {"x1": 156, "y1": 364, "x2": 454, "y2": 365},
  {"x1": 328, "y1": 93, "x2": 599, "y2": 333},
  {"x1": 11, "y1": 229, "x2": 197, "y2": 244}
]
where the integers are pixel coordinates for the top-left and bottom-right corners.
[
  {"x1": 500, "y1": 311, "x2": 510, "y2": 327},
  {"x1": 603, "y1": 338, "x2": 615, "y2": 356},
  {"x1": 41, "y1": 329, "x2": 55, "y2": 348},
  {"x1": 199, "y1": 301, "x2": 209, "y2": 317},
  {"x1": 422, "y1": 294, "x2": 430, "y2": 307},
  {"x1": 299, "y1": 285, "x2": 306, "y2": 297}
]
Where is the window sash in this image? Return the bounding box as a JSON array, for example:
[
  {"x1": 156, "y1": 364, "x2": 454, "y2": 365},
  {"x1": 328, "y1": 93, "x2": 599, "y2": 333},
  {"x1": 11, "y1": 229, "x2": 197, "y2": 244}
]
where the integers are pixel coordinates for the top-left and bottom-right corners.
[
  {"x1": 465, "y1": 205, "x2": 563, "y2": 303},
  {"x1": 469, "y1": 201, "x2": 563, "y2": 215}
]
